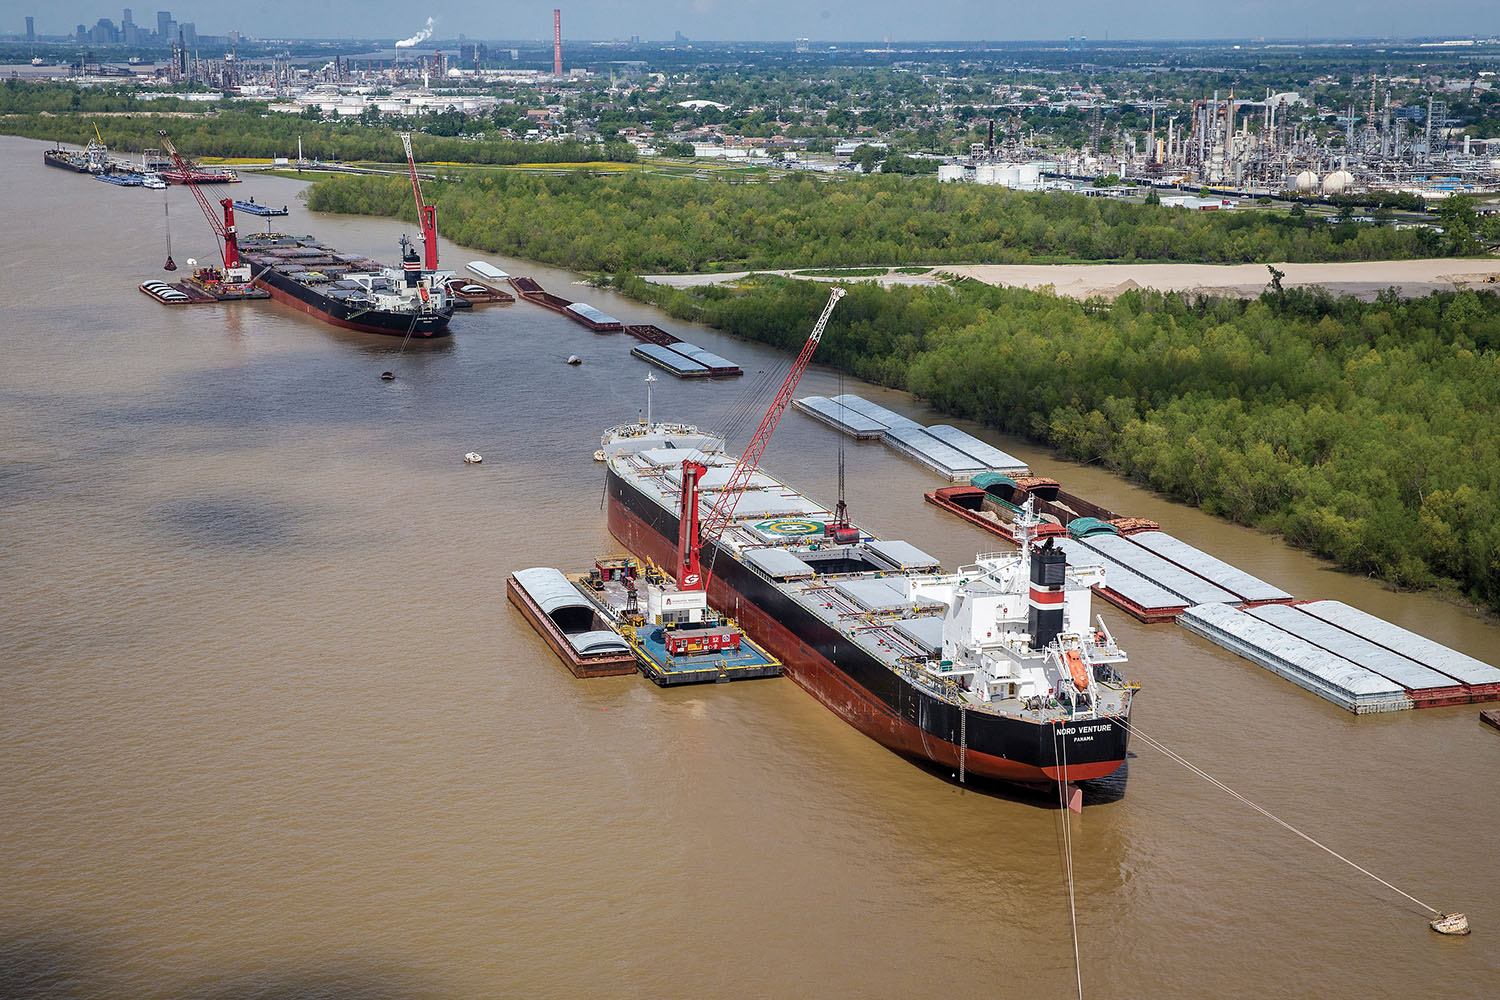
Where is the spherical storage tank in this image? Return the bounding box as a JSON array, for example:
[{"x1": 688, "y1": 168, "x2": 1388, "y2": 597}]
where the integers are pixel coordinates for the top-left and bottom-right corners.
[
  {"x1": 1322, "y1": 170, "x2": 1354, "y2": 195},
  {"x1": 1293, "y1": 170, "x2": 1318, "y2": 193}
]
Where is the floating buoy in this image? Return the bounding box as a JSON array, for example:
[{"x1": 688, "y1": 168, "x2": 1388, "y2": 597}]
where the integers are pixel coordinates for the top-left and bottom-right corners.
[
  {"x1": 593, "y1": 449, "x2": 607, "y2": 462},
  {"x1": 380, "y1": 371, "x2": 396, "y2": 381},
  {"x1": 566, "y1": 355, "x2": 582, "y2": 365},
  {"x1": 1430, "y1": 913, "x2": 1470, "y2": 935},
  {"x1": 464, "y1": 452, "x2": 483, "y2": 465}
]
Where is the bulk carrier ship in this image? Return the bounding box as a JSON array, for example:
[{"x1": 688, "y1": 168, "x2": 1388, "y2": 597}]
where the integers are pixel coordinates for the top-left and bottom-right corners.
[
  {"x1": 600, "y1": 420, "x2": 1137, "y2": 793},
  {"x1": 239, "y1": 233, "x2": 453, "y2": 337}
]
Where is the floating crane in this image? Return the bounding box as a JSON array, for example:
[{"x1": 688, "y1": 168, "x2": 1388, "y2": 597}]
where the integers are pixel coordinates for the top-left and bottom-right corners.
[
  {"x1": 400, "y1": 133, "x2": 438, "y2": 271},
  {"x1": 156, "y1": 128, "x2": 248, "y2": 284},
  {"x1": 676, "y1": 286, "x2": 845, "y2": 592}
]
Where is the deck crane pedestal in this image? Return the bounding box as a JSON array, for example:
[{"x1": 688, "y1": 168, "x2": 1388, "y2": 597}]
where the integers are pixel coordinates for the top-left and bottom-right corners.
[
  {"x1": 157, "y1": 128, "x2": 251, "y2": 288},
  {"x1": 676, "y1": 286, "x2": 846, "y2": 593}
]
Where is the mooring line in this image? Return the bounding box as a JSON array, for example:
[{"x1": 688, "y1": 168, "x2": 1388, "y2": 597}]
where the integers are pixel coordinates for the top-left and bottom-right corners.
[
  {"x1": 1116, "y1": 718, "x2": 1440, "y2": 916},
  {"x1": 1053, "y1": 726, "x2": 1084, "y2": 1000}
]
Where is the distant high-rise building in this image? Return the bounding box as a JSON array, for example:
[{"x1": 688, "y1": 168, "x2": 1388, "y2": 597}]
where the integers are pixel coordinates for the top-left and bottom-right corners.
[
  {"x1": 674, "y1": 30, "x2": 687, "y2": 43},
  {"x1": 181, "y1": 21, "x2": 195, "y2": 47},
  {"x1": 157, "y1": 10, "x2": 170, "y2": 40},
  {"x1": 25, "y1": 16, "x2": 34, "y2": 42},
  {"x1": 76, "y1": 23, "x2": 86, "y2": 44},
  {"x1": 553, "y1": 9, "x2": 562, "y2": 76},
  {"x1": 123, "y1": 8, "x2": 132, "y2": 29}
]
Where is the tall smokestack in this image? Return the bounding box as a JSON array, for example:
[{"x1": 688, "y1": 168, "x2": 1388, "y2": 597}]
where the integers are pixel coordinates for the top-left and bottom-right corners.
[{"x1": 553, "y1": 9, "x2": 562, "y2": 76}]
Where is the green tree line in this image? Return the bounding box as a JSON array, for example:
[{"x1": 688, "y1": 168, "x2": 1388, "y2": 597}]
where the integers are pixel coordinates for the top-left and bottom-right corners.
[
  {"x1": 305, "y1": 169, "x2": 1449, "y2": 272},
  {"x1": 612, "y1": 273, "x2": 1500, "y2": 612},
  {"x1": 1, "y1": 110, "x2": 637, "y2": 165}
]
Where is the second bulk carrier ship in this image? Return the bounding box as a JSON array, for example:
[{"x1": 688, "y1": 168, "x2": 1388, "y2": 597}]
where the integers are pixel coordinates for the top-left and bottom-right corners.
[
  {"x1": 207, "y1": 131, "x2": 451, "y2": 338},
  {"x1": 239, "y1": 232, "x2": 453, "y2": 338},
  {"x1": 599, "y1": 420, "x2": 1138, "y2": 796}
]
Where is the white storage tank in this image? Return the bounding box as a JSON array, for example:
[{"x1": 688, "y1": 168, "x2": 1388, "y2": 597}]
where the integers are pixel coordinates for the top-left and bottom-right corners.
[
  {"x1": 1322, "y1": 170, "x2": 1355, "y2": 195},
  {"x1": 1293, "y1": 170, "x2": 1319, "y2": 193}
]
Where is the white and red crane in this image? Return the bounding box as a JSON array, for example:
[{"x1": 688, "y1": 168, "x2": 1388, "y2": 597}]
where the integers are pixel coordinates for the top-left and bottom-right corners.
[
  {"x1": 156, "y1": 128, "x2": 248, "y2": 283},
  {"x1": 675, "y1": 286, "x2": 846, "y2": 593},
  {"x1": 400, "y1": 133, "x2": 439, "y2": 271}
]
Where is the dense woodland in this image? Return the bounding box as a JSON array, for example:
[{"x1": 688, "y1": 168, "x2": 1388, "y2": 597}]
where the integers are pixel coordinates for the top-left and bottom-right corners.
[
  {"x1": 614, "y1": 275, "x2": 1500, "y2": 613},
  {"x1": 307, "y1": 170, "x2": 1449, "y2": 271},
  {"x1": 1, "y1": 110, "x2": 637, "y2": 165}
]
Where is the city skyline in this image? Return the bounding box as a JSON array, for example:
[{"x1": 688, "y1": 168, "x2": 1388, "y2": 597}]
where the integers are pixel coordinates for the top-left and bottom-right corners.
[{"x1": 10, "y1": 1, "x2": 1500, "y2": 44}]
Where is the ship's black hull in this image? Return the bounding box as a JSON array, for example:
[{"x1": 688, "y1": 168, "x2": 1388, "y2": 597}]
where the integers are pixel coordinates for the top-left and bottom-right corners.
[
  {"x1": 254, "y1": 267, "x2": 452, "y2": 338},
  {"x1": 606, "y1": 466, "x2": 1132, "y2": 786},
  {"x1": 44, "y1": 151, "x2": 92, "y2": 173}
]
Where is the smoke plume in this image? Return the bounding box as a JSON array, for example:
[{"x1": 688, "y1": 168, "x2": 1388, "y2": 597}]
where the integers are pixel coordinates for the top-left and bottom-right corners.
[{"x1": 395, "y1": 17, "x2": 436, "y2": 48}]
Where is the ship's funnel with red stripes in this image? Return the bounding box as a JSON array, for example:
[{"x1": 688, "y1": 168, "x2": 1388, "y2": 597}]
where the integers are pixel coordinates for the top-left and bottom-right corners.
[{"x1": 1028, "y1": 541, "x2": 1066, "y2": 650}]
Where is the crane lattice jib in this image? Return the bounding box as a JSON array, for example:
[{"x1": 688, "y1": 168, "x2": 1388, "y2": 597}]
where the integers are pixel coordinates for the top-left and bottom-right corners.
[
  {"x1": 697, "y1": 286, "x2": 845, "y2": 586},
  {"x1": 401, "y1": 132, "x2": 439, "y2": 269},
  {"x1": 401, "y1": 133, "x2": 424, "y2": 216},
  {"x1": 157, "y1": 129, "x2": 231, "y2": 265}
]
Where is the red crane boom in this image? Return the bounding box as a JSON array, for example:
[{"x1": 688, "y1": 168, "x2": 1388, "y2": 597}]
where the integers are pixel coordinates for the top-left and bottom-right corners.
[
  {"x1": 684, "y1": 286, "x2": 845, "y2": 591},
  {"x1": 157, "y1": 129, "x2": 238, "y2": 269},
  {"x1": 401, "y1": 133, "x2": 438, "y2": 270}
]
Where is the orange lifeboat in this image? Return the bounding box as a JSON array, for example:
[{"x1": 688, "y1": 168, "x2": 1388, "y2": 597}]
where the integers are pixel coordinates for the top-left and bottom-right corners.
[{"x1": 1064, "y1": 649, "x2": 1090, "y2": 692}]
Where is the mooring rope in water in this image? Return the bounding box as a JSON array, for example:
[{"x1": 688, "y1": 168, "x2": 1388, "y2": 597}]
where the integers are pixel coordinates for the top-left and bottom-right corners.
[
  {"x1": 1052, "y1": 726, "x2": 1084, "y2": 1000},
  {"x1": 1115, "y1": 718, "x2": 1441, "y2": 917},
  {"x1": 395, "y1": 307, "x2": 421, "y2": 358}
]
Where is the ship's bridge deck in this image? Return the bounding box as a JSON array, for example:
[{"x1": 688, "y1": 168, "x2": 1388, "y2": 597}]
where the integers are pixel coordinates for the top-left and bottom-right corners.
[{"x1": 608, "y1": 432, "x2": 1133, "y2": 724}]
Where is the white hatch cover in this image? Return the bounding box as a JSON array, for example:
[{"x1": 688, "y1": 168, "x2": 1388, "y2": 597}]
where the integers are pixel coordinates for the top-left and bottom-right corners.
[{"x1": 866, "y1": 539, "x2": 940, "y2": 570}]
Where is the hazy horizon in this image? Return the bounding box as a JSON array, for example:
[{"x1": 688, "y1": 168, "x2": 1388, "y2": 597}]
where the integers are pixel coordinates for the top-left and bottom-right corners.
[{"x1": 14, "y1": 1, "x2": 1500, "y2": 46}]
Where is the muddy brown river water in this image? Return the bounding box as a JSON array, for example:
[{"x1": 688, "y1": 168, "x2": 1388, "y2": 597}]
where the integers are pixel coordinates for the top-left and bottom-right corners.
[{"x1": 1, "y1": 136, "x2": 1496, "y2": 999}]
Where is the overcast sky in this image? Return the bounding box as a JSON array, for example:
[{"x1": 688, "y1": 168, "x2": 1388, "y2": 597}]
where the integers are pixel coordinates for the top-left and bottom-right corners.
[{"x1": 17, "y1": 1, "x2": 1500, "y2": 44}]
